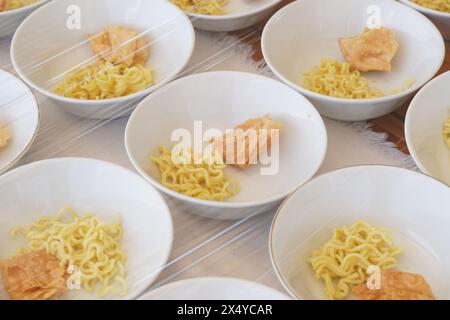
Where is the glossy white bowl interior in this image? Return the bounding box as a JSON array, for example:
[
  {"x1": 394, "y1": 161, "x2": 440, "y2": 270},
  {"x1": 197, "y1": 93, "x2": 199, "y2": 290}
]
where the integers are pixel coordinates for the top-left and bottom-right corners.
[
  {"x1": 399, "y1": 0, "x2": 450, "y2": 40},
  {"x1": 0, "y1": 69, "x2": 39, "y2": 174},
  {"x1": 405, "y1": 71, "x2": 450, "y2": 186},
  {"x1": 140, "y1": 277, "x2": 290, "y2": 300},
  {"x1": 11, "y1": 0, "x2": 194, "y2": 119},
  {"x1": 0, "y1": 0, "x2": 48, "y2": 38},
  {"x1": 185, "y1": 0, "x2": 280, "y2": 32},
  {"x1": 270, "y1": 166, "x2": 450, "y2": 300},
  {"x1": 0, "y1": 158, "x2": 173, "y2": 300},
  {"x1": 125, "y1": 71, "x2": 327, "y2": 220},
  {"x1": 262, "y1": 0, "x2": 445, "y2": 121}
]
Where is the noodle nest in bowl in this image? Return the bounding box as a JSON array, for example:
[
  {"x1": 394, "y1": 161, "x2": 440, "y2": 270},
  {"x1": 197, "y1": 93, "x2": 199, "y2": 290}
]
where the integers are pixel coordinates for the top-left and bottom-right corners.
[
  {"x1": 151, "y1": 146, "x2": 240, "y2": 201},
  {"x1": 10, "y1": 207, "x2": 127, "y2": 298},
  {"x1": 309, "y1": 220, "x2": 402, "y2": 300},
  {"x1": 303, "y1": 58, "x2": 385, "y2": 99},
  {"x1": 444, "y1": 118, "x2": 450, "y2": 148},
  {"x1": 53, "y1": 62, "x2": 154, "y2": 100}
]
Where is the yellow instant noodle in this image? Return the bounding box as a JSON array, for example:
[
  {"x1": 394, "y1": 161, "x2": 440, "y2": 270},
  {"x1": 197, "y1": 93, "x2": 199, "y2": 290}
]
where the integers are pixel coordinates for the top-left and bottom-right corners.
[
  {"x1": 309, "y1": 220, "x2": 402, "y2": 300},
  {"x1": 53, "y1": 62, "x2": 154, "y2": 100},
  {"x1": 0, "y1": 0, "x2": 38, "y2": 12},
  {"x1": 10, "y1": 208, "x2": 127, "y2": 297},
  {"x1": 411, "y1": 0, "x2": 450, "y2": 13},
  {"x1": 171, "y1": 0, "x2": 228, "y2": 15},
  {"x1": 151, "y1": 146, "x2": 240, "y2": 201},
  {"x1": 0, "y1": 126, "x2": 11, "y2": 150},
  {"x1": 444, "y1": 118, "x2": 450, "y2": 148},
  {"x1": 303, "y1": 58, "x2": 385, "y2": 99}
]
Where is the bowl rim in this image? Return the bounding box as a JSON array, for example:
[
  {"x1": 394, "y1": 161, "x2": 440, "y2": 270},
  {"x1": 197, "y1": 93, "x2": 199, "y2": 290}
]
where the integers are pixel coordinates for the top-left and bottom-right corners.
[
  {"x1": 268, "y1": 164, "x2": 450, "y2": 300},
  {"x1": 261, "y1": 0, "x2": 446, "y2": 105},
  {"x1": 138, "y1": 276, "x2": 291, "y2": 300},
  {"x1": 405, "y1": 70, "x2": 450, "y2": 185},
  {"x1": 0, "y1": 0, "x2": 48, "y2": 17},
  {"x1": 0, "y1": 69, "x2": 40, "y2": 175},
  {"x1": 10, "y1": 0, "x2": 195, "y2": 106},
  {"x1": 181, "y1": 0, "x2": 281, "y2": 20},
  {"x1": 0, "y1": 156, "x2": 174, "y2": 300},
  {"x1": 399, "y1": 0, "x2": 450, "y2": 18},
  {"x1": 125, "y1": 70, "x2": 328, "y2": 209}
]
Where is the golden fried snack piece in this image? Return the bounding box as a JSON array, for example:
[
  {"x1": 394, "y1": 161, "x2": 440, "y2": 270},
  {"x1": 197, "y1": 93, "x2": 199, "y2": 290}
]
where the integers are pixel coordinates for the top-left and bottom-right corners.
[
  {"x1": 133, "y1": 37, "x2": 150, "y2": 66},
  {"x1": 353, "y1": 270, "x2": 435, "y2": 300},
  {"x1": 211, "y1": 114, "x2": 281, "y2": 169},
  {"x1": 0, "y1": 0, "x2": 5, "y2": 11},
  {"x1": 339, "y1": 27, "x2": 399, "y2": 72},
  {"x1": 88, "y1": 25, "x2": 149, "y2": 67},
  {"x1": 0, "y1": 251, "x2": 67, "y2": 300}
]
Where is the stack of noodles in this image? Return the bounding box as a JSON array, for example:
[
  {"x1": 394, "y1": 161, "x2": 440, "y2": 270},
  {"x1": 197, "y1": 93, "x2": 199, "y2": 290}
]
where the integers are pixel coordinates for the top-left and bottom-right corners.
[
  {"x1": 411, "y1": 0, "x2": 450, "y2": 13},
  {"x1": 171, "y1": 0, "x2": 228, "y2": 15},
  {"x1": 444, "y1": 118, "x2": 450, "y2": 148},
  {"x1": 309, "y1": 220, "x2": 402, "y2": 300},
  {"x1": 10, "y1": 208, "x2": 127, "y2": 297},
  {"x1": 151, "y1": 146, "x2": 240, "y2": 201},
  {"x1": 0, "y1": 126, "x2": 10, "y2": 150},
  {"x1": 303, "y1": 58, "x2": 385, "y2": 99},
  {"x1": 54, "y1": 62, "x2": 153, "y2": 100}
]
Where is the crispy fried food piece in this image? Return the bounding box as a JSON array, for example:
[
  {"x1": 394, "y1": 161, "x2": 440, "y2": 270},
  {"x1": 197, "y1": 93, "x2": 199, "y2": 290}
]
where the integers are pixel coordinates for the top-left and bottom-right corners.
[
  {"x1": 88, "y1": 25, "x2": 149, "y2": 67},
  {"x1": 0, "y1": 0, "x2": 5, "y2": 11},
  {"x1": 211, "y1": 114, "x2": 281, "y2": 169},
  {"x1": 0, "y1": 251, "x2": 67, "y2": 300},
  {"x1": 353, "y1": 270, "x2": 435, "y2": 300},
  {"x1": 339, "y1": 27, "x2": 399, "y2": 72},
  {"x1": 133, "y1": 37, "x2": 150, "y2": 66}
]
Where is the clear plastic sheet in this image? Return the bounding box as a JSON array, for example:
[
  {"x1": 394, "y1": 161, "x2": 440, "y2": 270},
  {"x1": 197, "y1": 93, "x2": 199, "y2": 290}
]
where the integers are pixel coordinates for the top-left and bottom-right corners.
[{"x1": 0, "y1": 0, "x2": 431, "y2": 300}]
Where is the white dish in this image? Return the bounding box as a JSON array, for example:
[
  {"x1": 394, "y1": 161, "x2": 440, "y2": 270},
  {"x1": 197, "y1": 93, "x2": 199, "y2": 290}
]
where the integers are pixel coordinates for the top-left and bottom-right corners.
[
  {"x1": 11, "y1": 0, "x2": 195, "y2": 119},
  {"x1": 0, "y1": 69, "x2": 39, "y2": 174},
  {"x1": 0, "y1": 157, "x2": 173, "y2": 300},
  {"x1": 262, "y1": 0, "x2": 445, "y2": 121},
  {"x1": 140, "y1": 277, "x2": 290, "y2": 300},
  {"x1": 399, "y1": 0, "x2": 450, "y2": 40},
  {"x1": 405, "y1": 70, "x2": 450, "y2": 186},
  {"x1": 270, "y1": 165, "x2": 450, "y2": 300},
  {"x1": 0, "y1": 0, "x2": 48, "y2": 38},
  {"x1": 125, "y1": 71, "x2": 327, "y2": 220},
  {"x1": 179, "y1": 0, "x2": 280, "y2": 32}
]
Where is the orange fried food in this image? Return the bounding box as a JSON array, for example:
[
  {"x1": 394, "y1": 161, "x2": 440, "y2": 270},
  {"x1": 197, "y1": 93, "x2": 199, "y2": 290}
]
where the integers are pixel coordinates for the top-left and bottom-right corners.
[
  {"x1": 88, "y1": 25, "x2": 149, "y2": 67},
  {"x1": 339, "y1": 27, "x2": 399, "y2": 72},
  {"x1": 211, "y1": 114, "x2": 281, "y2": 169},
  {"x1": 353, "y1": 270, "x2": 435, "y2": 300},
  {"x1": 0, "y1": 251, "x2": 67, "y2": 300}
]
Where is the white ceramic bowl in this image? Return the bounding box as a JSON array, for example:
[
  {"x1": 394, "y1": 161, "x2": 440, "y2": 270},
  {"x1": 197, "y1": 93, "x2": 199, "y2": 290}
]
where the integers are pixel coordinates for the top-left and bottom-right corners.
[
  {"x1": 262, "y1": 0, "x2": 445, "y2": 121},
  {"x1": 11, "y1": 0, "x2": 195, "y2": 119},
  {"x1": 179, "y1": 0, "x2": 281, "y2": 32},
  {"x1": 125, "y1": 71, "x2": 327, "y2": 220},
  {"x1": 140, "y1": 277, "x2": 290, "y2": 300},
  {"x1": 270, "y1": 165, "x2": 450, "y2": 300},
  {"x1": 0, "y1": 69, "x2": 39, "y2": 174},
  {"x1": 0, "y1": 0, "x2": 48, "y2": 38},
  {"x1": 405, "y1": 71, "x2": 450, "y2": 186},
  {"x1": 399, "y1": 0, "x2": 450, "y2": 40},
  {"x1": 0, "y1": 158, "x2": 173, "y2": 300}
]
